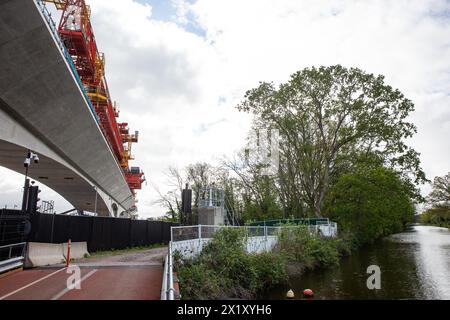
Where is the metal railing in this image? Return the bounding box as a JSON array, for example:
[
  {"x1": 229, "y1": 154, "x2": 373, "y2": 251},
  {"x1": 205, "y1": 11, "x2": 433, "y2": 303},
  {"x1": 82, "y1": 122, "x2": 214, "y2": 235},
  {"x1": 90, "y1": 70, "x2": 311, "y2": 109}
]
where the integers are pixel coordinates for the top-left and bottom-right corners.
[
  {"x1": 247, "y1": 217, "x2": 331, "y2": 227},
  {"x1": 167, "y1": 242, "x2": 175, "y2": 300},
  {"x1": 161, "y1": 243, "x2": 175, "y2": 300},
  {"x1": 171, "y1": 225, "x2": 285, "y2": 243},
  {"x1": 171, "y1": 223, "x2": 338, "y2": 243},
  {"x1": 0, "y1": 242, "x2": 27, "y2": 274},
  {"x1": 35, "y1": 0, "x2": 100, "y2": 125},
  {"x1": 160, "y1": 252, "x2": 169, "y2": 300}
]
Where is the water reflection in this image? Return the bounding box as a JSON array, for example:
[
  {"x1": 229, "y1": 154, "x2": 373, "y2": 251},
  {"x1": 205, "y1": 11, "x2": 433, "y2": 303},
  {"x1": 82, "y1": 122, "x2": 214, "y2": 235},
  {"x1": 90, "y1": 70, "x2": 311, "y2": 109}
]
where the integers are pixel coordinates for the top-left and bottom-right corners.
[
  {"x1": 265, "y1": 225, "x2": 450, "y2": 299},
  {"x1": 412, "y1": 226, "x2": 450, "y2": 299}
]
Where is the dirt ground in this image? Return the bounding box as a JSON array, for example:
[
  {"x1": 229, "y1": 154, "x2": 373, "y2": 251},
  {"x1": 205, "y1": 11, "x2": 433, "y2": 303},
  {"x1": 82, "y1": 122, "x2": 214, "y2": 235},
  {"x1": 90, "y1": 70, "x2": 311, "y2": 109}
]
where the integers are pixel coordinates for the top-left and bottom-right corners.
[{"x1": 71, "y1": 246, "x2": 168, "y2": 267}]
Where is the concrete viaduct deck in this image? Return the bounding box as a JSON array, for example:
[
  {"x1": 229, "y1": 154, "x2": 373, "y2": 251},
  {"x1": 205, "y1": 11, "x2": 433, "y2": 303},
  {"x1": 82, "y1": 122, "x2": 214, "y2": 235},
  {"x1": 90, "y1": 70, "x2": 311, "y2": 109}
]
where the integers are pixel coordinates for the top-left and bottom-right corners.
[{"x1": 0, "y1": 0, "x2": 134, "y2": 216}]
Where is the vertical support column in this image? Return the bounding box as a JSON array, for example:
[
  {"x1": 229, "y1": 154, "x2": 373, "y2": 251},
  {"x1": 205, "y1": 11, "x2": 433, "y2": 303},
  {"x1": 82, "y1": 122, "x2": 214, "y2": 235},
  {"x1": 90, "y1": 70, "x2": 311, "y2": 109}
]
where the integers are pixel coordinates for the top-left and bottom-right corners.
[
  {"x1": 94, "y1": 186, "x2": 98, "y2": 214},
  {"x1": 264, "y1": 225, "x2": 268, "y2": 252},
  {"x1": 50, "y1": 211, "x2": 56, "y2": 243},
  {"x1": 198, "y1": 225, "x2": 203, "y2": 256},
  {"x1": 21, "y1": 178, "x2": 30, "y2": 213}
]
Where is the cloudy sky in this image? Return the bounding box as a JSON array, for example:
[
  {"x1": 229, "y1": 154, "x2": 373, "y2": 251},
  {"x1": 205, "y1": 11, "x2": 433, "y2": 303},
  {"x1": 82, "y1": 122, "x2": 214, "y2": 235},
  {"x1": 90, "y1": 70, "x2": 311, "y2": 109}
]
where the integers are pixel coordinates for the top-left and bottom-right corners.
[{"x1": 1, "y1": 0, "x2": 449, "y2": 218}]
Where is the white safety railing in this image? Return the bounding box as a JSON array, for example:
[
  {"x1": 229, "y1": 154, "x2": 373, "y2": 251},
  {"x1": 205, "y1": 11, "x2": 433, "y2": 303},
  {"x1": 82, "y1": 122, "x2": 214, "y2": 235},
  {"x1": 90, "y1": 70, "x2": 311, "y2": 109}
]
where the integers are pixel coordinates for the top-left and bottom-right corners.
[
  {"x1": 0, "y1": 242, "x2": 27, "y2": 274},
  {"x1": 171, "y1": 223, "x2": 337, "y2": 243},
  {"x1": 160, "y1": 252, "x2": 168, "y2": 300},
  {"x1": 171, "y1": 225, "x2": 280, "y2": 242},
  {"x1": 161, "y1": 242, "x2": 176, "y2": 300}
]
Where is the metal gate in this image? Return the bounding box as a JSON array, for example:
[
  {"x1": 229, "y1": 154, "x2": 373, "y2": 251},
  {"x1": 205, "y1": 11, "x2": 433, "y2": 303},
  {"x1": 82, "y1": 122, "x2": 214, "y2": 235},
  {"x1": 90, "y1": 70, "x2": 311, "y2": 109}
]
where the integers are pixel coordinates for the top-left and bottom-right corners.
[{"x1": 0, "y1": 209, "x2": 31, "y2": 273}]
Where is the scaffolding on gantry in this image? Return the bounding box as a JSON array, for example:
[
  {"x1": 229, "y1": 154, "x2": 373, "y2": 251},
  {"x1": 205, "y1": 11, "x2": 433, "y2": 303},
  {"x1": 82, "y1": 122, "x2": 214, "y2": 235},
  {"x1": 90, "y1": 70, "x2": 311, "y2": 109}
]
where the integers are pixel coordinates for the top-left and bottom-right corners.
[{"x1": 42, "y1": 0, "x2": 145, "y2": 205}]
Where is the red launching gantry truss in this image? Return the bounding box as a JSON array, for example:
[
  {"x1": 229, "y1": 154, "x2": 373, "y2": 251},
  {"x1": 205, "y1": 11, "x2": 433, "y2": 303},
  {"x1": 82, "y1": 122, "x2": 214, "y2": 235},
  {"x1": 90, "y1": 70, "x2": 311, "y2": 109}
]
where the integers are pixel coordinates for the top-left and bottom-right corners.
[{"x1": 44, "y1": 0, "x2": 145, "y2": 206}]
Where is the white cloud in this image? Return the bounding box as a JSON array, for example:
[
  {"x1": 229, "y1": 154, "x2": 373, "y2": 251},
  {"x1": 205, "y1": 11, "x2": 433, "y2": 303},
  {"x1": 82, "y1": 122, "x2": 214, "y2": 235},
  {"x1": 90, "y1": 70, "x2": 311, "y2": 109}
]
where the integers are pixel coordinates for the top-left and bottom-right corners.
[
  {"x1": 1, "y1": 0, "x2": 449, "y2": 218},
  {"x1": 0, "y1": 167, "x2": 72, "y2": 213}
]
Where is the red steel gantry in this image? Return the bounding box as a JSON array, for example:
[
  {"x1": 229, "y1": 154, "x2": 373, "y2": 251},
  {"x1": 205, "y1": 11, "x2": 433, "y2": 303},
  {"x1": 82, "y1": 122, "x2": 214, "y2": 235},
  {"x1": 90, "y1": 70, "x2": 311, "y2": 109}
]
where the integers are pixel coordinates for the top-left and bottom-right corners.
[{"x1": 44, "y1": 0, "x2": 145, "y2": 203}]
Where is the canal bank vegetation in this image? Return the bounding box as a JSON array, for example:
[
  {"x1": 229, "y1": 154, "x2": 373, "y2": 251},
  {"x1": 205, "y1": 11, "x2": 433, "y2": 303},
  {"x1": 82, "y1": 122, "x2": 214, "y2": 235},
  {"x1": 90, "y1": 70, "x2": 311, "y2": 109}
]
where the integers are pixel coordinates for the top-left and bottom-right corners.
[
  {"x1": 420, "y1": 205, "x2": 450, "y2": 228},
  {"x1": 175, "y1": 228, "x2": 288, "y2": 299},
  {"x1": 85, "y1": 243, "x2": 166, "y2": 258},
  {"x1": 162, "y1": 65, "x2": 428, "y2": 299},
  {"x1": 420, "y1": 172, "x2": 450, "y2": 228},
  {"x1": 175, "y1": 227, "x2": 352, "y2": 299}
]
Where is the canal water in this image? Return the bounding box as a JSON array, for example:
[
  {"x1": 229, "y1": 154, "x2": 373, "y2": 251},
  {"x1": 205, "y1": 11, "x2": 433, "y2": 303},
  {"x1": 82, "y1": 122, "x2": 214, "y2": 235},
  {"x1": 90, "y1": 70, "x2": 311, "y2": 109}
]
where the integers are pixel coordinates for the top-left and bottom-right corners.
[{"x1": 266, "y1": 225, "x2": 450, "y2": 299}]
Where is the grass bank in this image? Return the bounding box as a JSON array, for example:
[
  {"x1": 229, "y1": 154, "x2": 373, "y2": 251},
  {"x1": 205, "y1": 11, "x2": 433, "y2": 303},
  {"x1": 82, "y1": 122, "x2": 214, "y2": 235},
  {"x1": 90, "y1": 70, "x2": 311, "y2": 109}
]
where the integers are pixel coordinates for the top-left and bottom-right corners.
[
  {"x1": 86, "y1": 243, "x2": 166, "y2": 258},
  {"x1": 174, "y1": 227, "x2": 352, "y2": 300}
]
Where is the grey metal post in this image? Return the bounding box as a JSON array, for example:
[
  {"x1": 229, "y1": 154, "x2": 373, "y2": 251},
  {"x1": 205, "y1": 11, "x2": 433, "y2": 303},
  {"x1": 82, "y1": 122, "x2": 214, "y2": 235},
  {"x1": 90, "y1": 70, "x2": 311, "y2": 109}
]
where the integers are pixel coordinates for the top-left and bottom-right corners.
[
  {"x1": 50, "y1": 211, "x2": 56, "y2": 243},
  {"x1": 21, "y1": 176, "x2": 29, "y2": 213},
  {"x1": 94, "y1": 186, "x2": 98, "y2": 214},
  {"x1": 264, "y1": 225, "x2": 267, "y2": 252}
]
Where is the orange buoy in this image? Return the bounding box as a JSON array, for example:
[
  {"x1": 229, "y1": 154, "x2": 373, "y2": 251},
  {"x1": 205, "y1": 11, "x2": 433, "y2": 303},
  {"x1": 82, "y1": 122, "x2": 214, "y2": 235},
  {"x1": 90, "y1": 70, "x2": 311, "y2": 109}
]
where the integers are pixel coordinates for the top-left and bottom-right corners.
[{"x1": 303, "y1": 289, "x2": 314, "y2": 297}]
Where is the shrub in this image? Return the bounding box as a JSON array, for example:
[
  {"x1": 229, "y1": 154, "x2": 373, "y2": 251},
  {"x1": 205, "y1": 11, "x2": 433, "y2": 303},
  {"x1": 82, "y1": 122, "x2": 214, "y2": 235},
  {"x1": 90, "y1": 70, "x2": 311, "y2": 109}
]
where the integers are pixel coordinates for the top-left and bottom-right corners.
[
  {"x1": 325, "y1": 167, "x2": 416, "y2": 245},
  {"x1": 177, "y1": 226, "x2": 351, "y2": 299},
  {"x1": 277, "y1": 226, "x2": 342, "y2": 269},
  {"x1": 177, "y1": 262, "x2": 223, "y2": 300},
  {"x1": 250, "y1": 251, "x2": 288, "y2": 292},
  {"x1": 176, "y1": 228, "x2": 288, "y2": 299}
]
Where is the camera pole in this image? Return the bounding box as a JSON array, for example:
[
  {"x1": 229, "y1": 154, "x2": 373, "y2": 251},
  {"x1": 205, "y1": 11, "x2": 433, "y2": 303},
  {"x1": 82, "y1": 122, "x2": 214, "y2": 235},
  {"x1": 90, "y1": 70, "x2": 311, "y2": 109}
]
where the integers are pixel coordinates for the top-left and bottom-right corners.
[{"x1": 21, "y1": 151, "x2": 30, "y2": 213}]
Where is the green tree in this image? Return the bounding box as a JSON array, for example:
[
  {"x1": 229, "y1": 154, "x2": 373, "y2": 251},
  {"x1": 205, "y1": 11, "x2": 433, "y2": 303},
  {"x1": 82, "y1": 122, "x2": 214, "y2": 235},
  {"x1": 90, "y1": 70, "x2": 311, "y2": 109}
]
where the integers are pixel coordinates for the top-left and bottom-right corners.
[
  {"x1": 153, "y1": 166, "x2": 184, "y2": 222},
  {"x1": 325, "y1": 167, "x2": 416, "y2": 245},
  {"x1": 153, "y1": 164, "x2": 216, "y2": 223},
  {"x1": 420, "y1": 172, "x2": 450, "y2": 228},
  {"x1": 420, "y1": 206, "x2": 450, "y2": 228},
  {"x1": 238, "y1": 65, "x2": 426, "y2": 217},
  {"x1": 427, "y1": 172, "x2": 450, "y2": 206},
  {"x1": 222, "y1": 151, "x2": 283, "y2": 222}
]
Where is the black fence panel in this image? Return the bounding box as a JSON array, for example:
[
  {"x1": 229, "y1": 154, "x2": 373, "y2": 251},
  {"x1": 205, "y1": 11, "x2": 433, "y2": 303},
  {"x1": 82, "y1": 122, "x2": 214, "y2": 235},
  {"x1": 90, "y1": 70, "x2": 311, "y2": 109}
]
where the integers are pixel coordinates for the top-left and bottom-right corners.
[
  {"x1": 0, "y1": 209, "x2": 31, "y2": 246},
  {"x1": 90, "y1": 217, "x2": 112, "y2": 252},
  {"x1": 110, "y1": 218, "x2": 130, "y2": 249},
  {"x1": 68, "y1": 216, "x2": 91, "y2": 243},
  {"x1": 148, "y1": 221, "x2": 163, "y2": 243},
  {"x1": 53, "y1": 214, "x2": 72, "y2": 243},
  {"x1": 130, "y1": 220, "x2": 147, "y2": 247},
  {"x1": 17, "y1": 212, "x2": 178, "y2": 253},
  {"x1": 31, "y1": 213, "x2": 53, "y2": 243}
]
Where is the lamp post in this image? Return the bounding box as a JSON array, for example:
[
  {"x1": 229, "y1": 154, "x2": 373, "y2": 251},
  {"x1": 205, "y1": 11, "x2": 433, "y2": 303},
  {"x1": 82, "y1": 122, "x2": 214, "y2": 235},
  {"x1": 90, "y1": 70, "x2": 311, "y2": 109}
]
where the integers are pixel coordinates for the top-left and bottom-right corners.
[{"x1": 21, "y1": 150, "x2": 39, "y2": 213}]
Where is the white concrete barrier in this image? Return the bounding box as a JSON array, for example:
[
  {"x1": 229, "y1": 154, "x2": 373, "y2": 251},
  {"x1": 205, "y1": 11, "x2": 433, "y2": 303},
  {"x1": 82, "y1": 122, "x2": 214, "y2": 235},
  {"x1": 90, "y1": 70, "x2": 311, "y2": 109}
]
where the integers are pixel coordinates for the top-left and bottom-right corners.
[
  {"x1": 62, "y1": 241, "x2": 89, "y2": 260},
  {"x1": 25, "y1": 242, "x2": 89, "y2": 268},
  {"x1": 25, "y1": 242, "x2": 64, "y2": 268}
]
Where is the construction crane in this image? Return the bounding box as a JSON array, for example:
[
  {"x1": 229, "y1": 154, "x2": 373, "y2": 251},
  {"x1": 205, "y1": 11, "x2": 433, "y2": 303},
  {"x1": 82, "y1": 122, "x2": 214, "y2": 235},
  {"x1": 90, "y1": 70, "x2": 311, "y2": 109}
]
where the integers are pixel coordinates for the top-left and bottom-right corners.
[{"x1": 43, "y1": 0, "x2": 145, "y2": 204}]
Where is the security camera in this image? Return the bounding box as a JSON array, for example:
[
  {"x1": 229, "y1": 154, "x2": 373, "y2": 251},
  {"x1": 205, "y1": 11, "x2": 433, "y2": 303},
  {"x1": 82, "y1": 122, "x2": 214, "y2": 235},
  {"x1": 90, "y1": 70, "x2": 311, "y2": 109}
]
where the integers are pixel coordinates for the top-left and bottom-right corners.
[
  {"x1": 24, "y1": 158, "x2": 31, "y2": 167},
  {"x1": 33, "y1": 155, "x2": 39, "y2": 164}
]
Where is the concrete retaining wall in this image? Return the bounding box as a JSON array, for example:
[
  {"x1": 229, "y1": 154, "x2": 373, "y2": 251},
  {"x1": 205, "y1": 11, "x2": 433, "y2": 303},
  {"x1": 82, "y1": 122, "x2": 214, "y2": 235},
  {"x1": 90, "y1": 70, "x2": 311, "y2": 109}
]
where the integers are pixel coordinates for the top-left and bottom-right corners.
[
  {"x1": 171, "y1": 238, "x2": 212, "y2": 259},
  {"x1": 172, "y1": 236, "x2": 279, "y2": 259},
  {"x1": 25, "y1": 242, "x2": 89, "y2": 268},
  {"x1": 246, "y1": 236, "x2": 278, "y2": 254}
]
